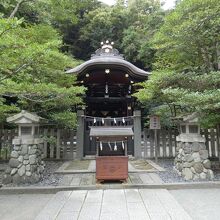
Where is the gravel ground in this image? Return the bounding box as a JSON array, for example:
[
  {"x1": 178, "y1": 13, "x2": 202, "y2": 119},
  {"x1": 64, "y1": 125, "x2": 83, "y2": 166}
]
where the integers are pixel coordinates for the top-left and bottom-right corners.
[
  {"x1": 32, "y1": 161, "x2": 64, "y2": 186},
  {"x1": 0, "y1": 161, "x2": 65, "y2": 187},
  {"x1": 0, "y1": 162, "x2": 8, "y2": 185},
  {"x1": 157, "y1": 159, "x2": 220, "y2": 183},
  {"x1": 1, "y1": 159, "x2": 220, "y2": 186}
]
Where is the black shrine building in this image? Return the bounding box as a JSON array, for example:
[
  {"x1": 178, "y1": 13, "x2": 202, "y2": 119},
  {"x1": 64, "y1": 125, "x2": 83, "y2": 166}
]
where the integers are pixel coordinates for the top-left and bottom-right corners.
[{"x1": 67, "y1": 41, "x2": 149, "y2": 158}]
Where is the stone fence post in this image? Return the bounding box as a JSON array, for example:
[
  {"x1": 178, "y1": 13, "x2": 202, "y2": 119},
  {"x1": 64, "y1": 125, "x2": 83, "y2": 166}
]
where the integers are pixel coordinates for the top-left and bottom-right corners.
[
  {"x1": 76, "y1": 110, "x2": 85, "y2": 159},
  {"x1": 133, "y1": 110, "x2": 142, "y2": 158}
]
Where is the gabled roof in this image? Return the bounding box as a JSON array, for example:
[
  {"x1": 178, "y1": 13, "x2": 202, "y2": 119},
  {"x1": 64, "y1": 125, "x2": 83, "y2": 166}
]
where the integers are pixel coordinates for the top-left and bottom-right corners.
[
  {"x1": 182, "y1": 112, "x2": 199, "y2": 123},
  {"x1": 173, "y1": 112, "x2": 199, "y2": 124},
  {"x1": 66, "y1": 41, "x2": 149, "y2": 80},
  {"x1": 89, "y1": 126, "x2": 134, "y2": 137},
  {"x1": 7, "y1": 110, "x2": 44, "y2": 124}
]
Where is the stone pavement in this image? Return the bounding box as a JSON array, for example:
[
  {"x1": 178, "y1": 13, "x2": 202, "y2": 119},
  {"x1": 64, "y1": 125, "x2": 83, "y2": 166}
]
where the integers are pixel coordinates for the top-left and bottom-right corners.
[
  {"x1": 35, "y1": 189, "x2": 192, "y2": 220},
  {"x1": 171, "y1": 189, "x2": 220, "y2": 220},
  {"x1": 56, "y1": 159, "x2": 164, "y2": 173},
  {"x1": 55, "y1": 159, "x2": 164, "y2": 186},
  {"x1": 0, "y1": 194, "x2": 53, "y2": 220},
  {"x1": 58, "y1": 172, "x2": 163, "y2": 186}
]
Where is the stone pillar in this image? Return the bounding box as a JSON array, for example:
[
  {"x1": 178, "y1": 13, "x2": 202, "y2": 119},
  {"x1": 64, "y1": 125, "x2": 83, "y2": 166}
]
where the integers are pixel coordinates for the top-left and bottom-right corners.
[
  {"x1": 133, "y1": 110, "x2": 142, "y2": 158},
  {"x1": 174, "y1": 117, "x2": 214, "y2": 180},
  {"x1": 76, "y1": 110, "x2": 85, "y2": 159},
  {"x1": 4, "y1": 138, "x2": 45, "y2": 184}
]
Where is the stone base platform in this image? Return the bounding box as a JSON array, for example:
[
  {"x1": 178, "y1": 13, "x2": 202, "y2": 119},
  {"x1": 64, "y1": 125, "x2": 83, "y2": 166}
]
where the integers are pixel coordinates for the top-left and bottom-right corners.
[
  {"x1": 54, "y1": 159, "x2": 165, "y2": 186},
  {"x1": 55, "y1": 159, "x2": 165, "y2": 174}
]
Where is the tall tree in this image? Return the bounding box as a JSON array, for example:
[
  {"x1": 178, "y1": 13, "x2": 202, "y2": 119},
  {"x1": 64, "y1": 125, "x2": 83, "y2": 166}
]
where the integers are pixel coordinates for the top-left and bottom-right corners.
[
  {"x1": 136, "y1": 0, "x2": 220, "y2": 127},
  {"x1": 122, "y1": 0, "x2": 165, "y2": 69},
  {"x1": 153, "y1": 0, "x2": 220, "y2": 72},
  {"x1": 0, "y1": 17, "x2": 85, "y2": 128},
  {"x1": 79, "y1": 4, "x2": 128, "y2": 58}
]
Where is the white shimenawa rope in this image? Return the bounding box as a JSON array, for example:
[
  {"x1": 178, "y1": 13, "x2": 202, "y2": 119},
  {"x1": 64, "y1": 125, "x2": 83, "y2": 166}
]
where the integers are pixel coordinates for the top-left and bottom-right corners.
[
  {"x1": 122, "y1": 117, "x2": 125, "y2": 123},
  {"x1": 98, "y1": 141, "x2": 127, "y2": 151},
  {"x1": 102, "y1": 118, "x2": 104, "y2": 124},
  {"x1": 114, "y1": 141, "x2": 117, "y2": 151},
  {"x1": 122, "y1": 141, "x2": 125, "y2": 150},
  {"x1": 93, "y1": 117, "x2": 96, "y2": 124},
  {"x1": 84, "y1": 115, "x2": 134, "y2": 120},
  {"x1": 108, "y1": 141, "x2": 112, "y2": 151}
]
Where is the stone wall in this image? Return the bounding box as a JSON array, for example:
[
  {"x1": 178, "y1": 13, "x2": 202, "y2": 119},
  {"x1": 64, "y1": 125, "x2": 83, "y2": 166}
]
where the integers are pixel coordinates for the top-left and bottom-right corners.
[
  {"x1": 174, "y1": 134, "x2": 214, "y2": 180},
  {"x1": 3, "y1": 137, "x2": 45, "y2": 184}
]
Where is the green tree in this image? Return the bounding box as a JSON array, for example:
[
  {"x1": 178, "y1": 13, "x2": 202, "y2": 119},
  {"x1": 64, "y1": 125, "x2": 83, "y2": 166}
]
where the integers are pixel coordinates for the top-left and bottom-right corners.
[
  {"x1": 0, "y1": 0, "x2": 102, "y2": 62},
  {"x1": 79, "y1": 0, "x2": 165, "y2": 68},
  {"x1": 0, "y1": 0, "x2": 96, "y2": 23},
  {"x1": 0, "y1": 18, "x2": 85, "y2": 128},
  {"x1": 121, "y1": 0, "x2": 165, "y2": 69},
  {"x1": 135, "y1": 70, "x2": 220, "y2": 128},
  {"x1": 136, "y1": 0, "x2": 220, "y2": 128},
  {"x1": 79, "y1": 5, "x2": 128, "y2": 58},
  {"x1": 153, "y1": 0, "x2": 220, "y2": 72}
]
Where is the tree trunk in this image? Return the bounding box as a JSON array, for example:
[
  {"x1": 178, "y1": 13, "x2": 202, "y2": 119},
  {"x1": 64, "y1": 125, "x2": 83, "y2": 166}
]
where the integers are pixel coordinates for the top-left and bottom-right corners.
[{"x1": 9, "y1": 0, "x2": 25, "y2": 18}]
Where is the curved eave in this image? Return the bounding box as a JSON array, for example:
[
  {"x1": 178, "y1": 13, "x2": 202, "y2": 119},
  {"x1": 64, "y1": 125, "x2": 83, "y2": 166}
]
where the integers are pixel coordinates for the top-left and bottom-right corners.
[{"x1": 66, "y1": 57, "x2": 150, "y2": 80}]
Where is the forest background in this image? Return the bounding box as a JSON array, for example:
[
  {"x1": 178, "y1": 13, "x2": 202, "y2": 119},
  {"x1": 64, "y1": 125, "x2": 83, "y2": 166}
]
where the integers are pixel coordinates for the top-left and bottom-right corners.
[{"x1": 0, "y1": 0, "x2": 219, "y2": 128}]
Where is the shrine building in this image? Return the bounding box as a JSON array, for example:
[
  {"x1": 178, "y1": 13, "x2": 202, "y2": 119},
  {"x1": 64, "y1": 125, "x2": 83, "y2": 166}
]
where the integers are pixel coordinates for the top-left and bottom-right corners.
[{"x1": 66, "y1": 41, "x2": 149, "y2": 158}]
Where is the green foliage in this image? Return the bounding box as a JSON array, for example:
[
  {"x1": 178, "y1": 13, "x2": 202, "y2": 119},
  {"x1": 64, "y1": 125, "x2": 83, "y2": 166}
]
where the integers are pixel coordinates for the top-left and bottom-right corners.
[
  {"x1": 162, "y1": 71, "x2": 220, "y2": 127},
  {"x1": 136, "y1": 0, "x2": 220, "y2": 128},
  {"x1": 1, "y1": 0, "x2": 219, "y2": 131},
  {"x1": 0, "y1": 18, "x2": 85, "y2": 127},
  {"x1": 135, "y1": 71, "x2": 176, "y2": 102},
  {"x1": 73, "y1": 0, "x2": 165, "y2": 67},
  {"x1": 136, "y1": 71, "x2": 220, "y2": 128},
  {"x1": 79, "y1": 5, "x2": 128, "y2": 57},
  {"x1": 50, "y1": 111, "x2": 77, "y2": 129},
  {"x1": 0, "y1": 0, "x2": 166, "y2": 68},
  {"x1": 121, "y1": 0, "x2": 165, "y2": 69},
  {"x1": 153, "y1": 0, "x2": 220, "y2": 72},
  {"x1": 0, "y1": 0, "x2": 99, "y2": 24},
  {"x1": 135, "y1": 71, "x2": 178, "y2": 127},
  {"x1": 43, "y1": 135, "x2": 56, "y2": 145}
]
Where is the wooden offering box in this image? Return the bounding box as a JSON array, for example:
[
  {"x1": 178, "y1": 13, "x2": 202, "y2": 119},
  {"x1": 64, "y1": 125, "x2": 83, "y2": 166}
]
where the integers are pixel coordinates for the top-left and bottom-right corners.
[
  {"x1": 96, "y1": 156, "x2": 128, "y2": 181},
  {"x1": 89, "y1": 126, "x2": 133, "y2": 183}
]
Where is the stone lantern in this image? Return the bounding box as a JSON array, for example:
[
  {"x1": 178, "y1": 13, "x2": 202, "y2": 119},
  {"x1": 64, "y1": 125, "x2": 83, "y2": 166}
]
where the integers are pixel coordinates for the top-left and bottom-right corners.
[
  {"x1": 3, "y1": 110, "x2": 45, "y2": 184},
  {"x1": 174, "y1": 113, "x2": 214, "y2": 180}
]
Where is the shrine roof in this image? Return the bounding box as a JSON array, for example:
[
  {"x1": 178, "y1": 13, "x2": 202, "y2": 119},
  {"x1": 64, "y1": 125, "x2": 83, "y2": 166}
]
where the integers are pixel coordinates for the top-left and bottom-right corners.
[
  {"x1": 89, "y1": 126, "x2": 134, "y2": 137},
  {"x1": 7, "y1": 110, "x2": 44, "y2": 124},
  {"x1": 66, "y1": 41, "x2": 149, "y2": 79}
]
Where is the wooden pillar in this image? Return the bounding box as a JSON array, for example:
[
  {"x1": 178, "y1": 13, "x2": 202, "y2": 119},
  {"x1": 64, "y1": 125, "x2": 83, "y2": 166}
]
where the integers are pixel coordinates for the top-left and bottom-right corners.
[
  {"x1": 76, "y1": 110, "x2": 85, "y2": 159},
  {"x1": 133, "y1": 110, "x2": 142, "y2": 158}
]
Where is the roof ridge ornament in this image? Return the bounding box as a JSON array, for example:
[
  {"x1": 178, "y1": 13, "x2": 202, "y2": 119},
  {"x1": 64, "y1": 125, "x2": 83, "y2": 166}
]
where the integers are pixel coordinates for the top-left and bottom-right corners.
[
  {"x1": 91, "y1": 40, "x2": 124, "y2": 60},
  {"x1": 101, "y1": 40, "x2": 114, "y2": 50}
]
